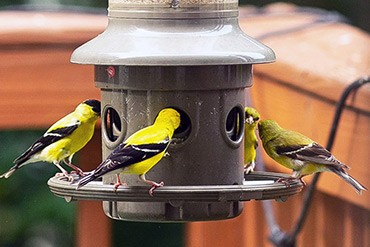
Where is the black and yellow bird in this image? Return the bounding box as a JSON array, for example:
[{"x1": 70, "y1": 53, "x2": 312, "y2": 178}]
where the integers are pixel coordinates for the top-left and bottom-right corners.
[
  {"x1": 77, "y1": 108, "x2": 181, "y2": 196},
  {"x1": 0, "y1": 99, "x2": 101, "y2": 181}
]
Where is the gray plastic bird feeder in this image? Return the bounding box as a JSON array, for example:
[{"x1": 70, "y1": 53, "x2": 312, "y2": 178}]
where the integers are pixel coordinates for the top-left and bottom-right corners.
[{"x1": 48, "y1": 0, "x2": 303, "y2": 222}]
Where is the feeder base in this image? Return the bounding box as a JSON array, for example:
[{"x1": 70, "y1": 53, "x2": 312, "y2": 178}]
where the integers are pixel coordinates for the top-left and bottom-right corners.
[{"x1": 48, "y1": 171, "x2": 303, "y2": 222}]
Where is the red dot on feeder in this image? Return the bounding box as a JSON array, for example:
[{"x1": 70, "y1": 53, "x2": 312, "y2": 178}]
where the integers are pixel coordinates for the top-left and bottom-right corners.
[{"x1": 107, "y1": 66, "x2": 115, "y2": 78}]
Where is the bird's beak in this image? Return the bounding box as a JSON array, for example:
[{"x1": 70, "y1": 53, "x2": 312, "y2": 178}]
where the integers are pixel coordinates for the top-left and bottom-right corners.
[{"x1": 245, "y1": 116, "x2": 254, "y2": 125}]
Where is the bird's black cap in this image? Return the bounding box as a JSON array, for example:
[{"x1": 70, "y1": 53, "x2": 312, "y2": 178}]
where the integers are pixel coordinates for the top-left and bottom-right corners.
[{"x1": 84, "y1": 99, "x2": 101, "y2": 116}]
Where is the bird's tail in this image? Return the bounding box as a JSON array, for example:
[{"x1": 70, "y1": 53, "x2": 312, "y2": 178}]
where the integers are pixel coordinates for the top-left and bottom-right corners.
[
  {"x1": 76, "y1": 172, "x2": 98, "y2": 190},
  {"x1": 330, "y1": 167, "x2": 367, "y2": 195},
  {"x1": 1, "y1": 151, "x2": 35, "y2": 179},
  {"x1": 0, "y1": 161, "x2": 26, "y2": 179}
]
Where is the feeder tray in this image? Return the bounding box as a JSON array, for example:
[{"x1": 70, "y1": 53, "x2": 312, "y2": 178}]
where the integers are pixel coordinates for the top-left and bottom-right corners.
[{"x1": 48, "y1": 171, "x2": 303, "y2": 203}]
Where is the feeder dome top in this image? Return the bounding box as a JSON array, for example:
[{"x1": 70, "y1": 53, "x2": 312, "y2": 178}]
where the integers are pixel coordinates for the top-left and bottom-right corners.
[{"x1": 71, "y1": 0, "x2": 275, "y2": 66}]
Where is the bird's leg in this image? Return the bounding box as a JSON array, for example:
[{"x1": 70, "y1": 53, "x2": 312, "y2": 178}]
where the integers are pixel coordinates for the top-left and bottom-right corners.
[
  {"x1": 276, "y1": 176, "x2": 301, "y2": 187},
  {"x1": 54, "y1": 161, "x2": 74, "y2": 182},
  {"x1": 276, "y1": 171, "x2": 306, "y2": 187},
  {"x1": 63, "y1": 158, "x2": 86, "y2": 177},
  {"x1": 244, "y1": 161, "x2": 255, "y2": 174},
  {"x1": 113, "y1": 174, "x2": 127, "y2": 191},
  {"x1": 163, "y1": 152, "x2": 170, "y2": 158},
  {"x1": 139, "y1": 174, "x2": 164, "y2": 197},
  {"x1": 294, "y1": 171, "x2": 306, "y2": 186},
  {"x1": 276, "y1": 177, "x2": 293, "y2": 187}
]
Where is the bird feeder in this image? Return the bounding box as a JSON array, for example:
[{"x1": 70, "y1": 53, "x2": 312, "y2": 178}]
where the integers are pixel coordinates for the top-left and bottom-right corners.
[{"x1": 48, "y1": 0, "x2": 303, "y2": 222}]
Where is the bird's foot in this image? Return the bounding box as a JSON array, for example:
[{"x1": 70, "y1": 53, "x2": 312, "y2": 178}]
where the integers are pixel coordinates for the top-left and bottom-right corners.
[
  {"x1": 244, "y1": 165, "x2": 254, "y2": 175},
  {"x1": 244, "y1": 161, "x2": 256, "y2": 175},
  {"x1": 163, "y1": 152, "x2": 170, "y2": 158},
  {"x1": 276, "y1": 177, "x2": 296, "y2": 187},
  {"x1": 148, "y1": 181, "x2": 164, "y2": 197},
  {"x1": 299, "y1": 177, "x2": 306, "y2": 186},
  {"x1": 70, "y1": 170, "x2": 87, "y2": 177},
  {"x1": 64, "y1": 161, "x2": 86, "y2": 177},
  {"x1": 55, "y1": 172, "x2": 74, "y2": 182},
  {"x1": 113, "y1": 174, "x2": 127, "y2": 191},
  {"x1": 113, "y1": 181, "x2": 128, "y2": 191},
  {"x1": 55, "y1": 172, "x2": 64, "y2": 178},
  {"x1": 138, "y1": 174, "x2": 164, "y2": 196}
]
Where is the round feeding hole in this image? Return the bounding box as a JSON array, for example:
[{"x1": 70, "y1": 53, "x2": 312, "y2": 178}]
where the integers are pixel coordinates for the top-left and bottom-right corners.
[
  {"x1": 225, "y1": 106, "x2": 244, "y2": 142},
  {"x1": 172, "y1": 108, "x2": 191, "y2": 145},
  {"x1": 103, "y1": 107, "x2": 123, "y2": 143}
]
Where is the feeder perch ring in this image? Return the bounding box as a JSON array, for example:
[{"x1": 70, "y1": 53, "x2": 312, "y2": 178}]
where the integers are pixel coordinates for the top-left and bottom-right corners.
[{"x1": 48, "y1": 171, "x2": 303, "y2": 203}]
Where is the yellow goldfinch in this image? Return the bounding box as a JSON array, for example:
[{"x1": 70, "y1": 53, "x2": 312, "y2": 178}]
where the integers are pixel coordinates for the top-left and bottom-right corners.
[
  {"x1": 0, "y1": 99, "x2": 101, "y2": 181},
  {"x1": 77, "y1": 108, "x2": 181, "y2": 196},
  {"x1": 244, "y1": 107, "x2": 260, "y2": 174},
  {"x1": 258, "y1": 119, "x2": 367, "y2": 194}
]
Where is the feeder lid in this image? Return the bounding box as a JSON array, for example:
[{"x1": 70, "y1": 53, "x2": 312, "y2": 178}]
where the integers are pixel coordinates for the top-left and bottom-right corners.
[
  {"x1": 71, "y1": 1, "x2": 275, "y2": 66},
  {"x1": 71, "y1": 19, "x2": 275, "y2": 66},
  {"x1": 48, "y1": 171, "x2": 303, "y2": 203}
]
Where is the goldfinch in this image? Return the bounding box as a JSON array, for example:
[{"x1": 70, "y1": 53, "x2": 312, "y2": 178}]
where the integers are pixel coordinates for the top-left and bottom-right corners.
[
  {"x1": 77, "y1": 108, "x2": 181, "y2": 196},
  {"x1": 0, "y1": 99, "x2": 101, "y2": 181},
  {"x1": 244, "y1": 107, "x2": 260, "y2": 174},
  {"x1": 258, "y1": 119, "x2": 367, "y2": 194}
]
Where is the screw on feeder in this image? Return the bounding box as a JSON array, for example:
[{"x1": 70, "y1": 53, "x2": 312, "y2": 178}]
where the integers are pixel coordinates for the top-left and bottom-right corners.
[
  {"x1": 169, "y1": 0, "x2": 180, "y2": 9},
  {"x1": 106, "y1": 66, "x2": 116, "y2": 78}
]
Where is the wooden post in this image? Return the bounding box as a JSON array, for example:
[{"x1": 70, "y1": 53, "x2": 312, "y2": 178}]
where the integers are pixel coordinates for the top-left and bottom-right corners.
[{"x1": 76, "y1": 129, "x2": 112, "y2": 247}]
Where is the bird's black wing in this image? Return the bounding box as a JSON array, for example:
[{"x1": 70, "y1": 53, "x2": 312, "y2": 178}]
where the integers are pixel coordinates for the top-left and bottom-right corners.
[
  {"x1": 276, "y1": 143, "x2": 347, "y2": 168},
  {"x1": 14, "y1": 124, "x2": 79, "y2": 164},
  {"x1": 91, "y1": 141, "x2": 170, "y2": 177}
]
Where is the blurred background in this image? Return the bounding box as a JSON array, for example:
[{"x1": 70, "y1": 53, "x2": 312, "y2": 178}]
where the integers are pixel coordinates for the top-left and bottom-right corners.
[
  {"x1": 0, "y1": 0, "x2": 369, "y2": 31},
  {"x1": 0, "y1": 1, "x2": 368, "y2": 247}
]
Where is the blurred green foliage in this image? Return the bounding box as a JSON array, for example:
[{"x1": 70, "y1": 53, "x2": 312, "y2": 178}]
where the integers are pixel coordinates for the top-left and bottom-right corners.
[
  {"x1": 0, "y1": 130, "x2": 76, "y2": 247},
  {"x1": 113, "y1": 221, "x2": 184, "y2": 247}
]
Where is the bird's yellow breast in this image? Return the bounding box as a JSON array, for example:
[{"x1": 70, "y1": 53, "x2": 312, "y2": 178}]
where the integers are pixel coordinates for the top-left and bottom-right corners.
[
  {"x1": 271, "y1": 154, "x2": 302, "y2": 171},
  {"x1": 273, "y1": 155, "x2": 328, "y2": 175},
  {"x1": 244, "y1": 135, "x2": 257, "y2": 164},
  {"x1": 300, "y1": 163, "x2": 329, "y2": 176},
  {"x1": 122, "y1": 151, "x2": 166, "y2": 175},
  {"x1": 39, "y1": 120, "x2": 97, "y2": 162}
]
